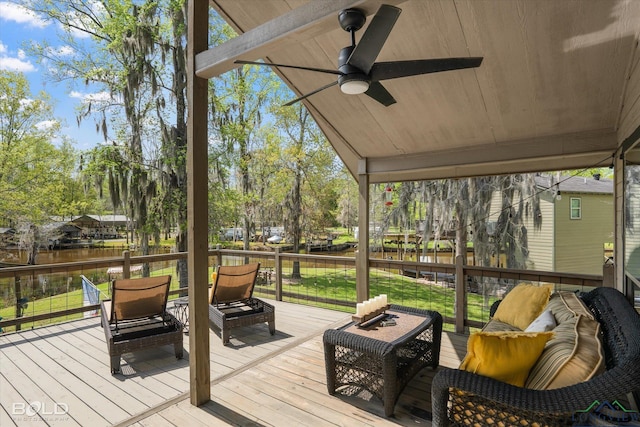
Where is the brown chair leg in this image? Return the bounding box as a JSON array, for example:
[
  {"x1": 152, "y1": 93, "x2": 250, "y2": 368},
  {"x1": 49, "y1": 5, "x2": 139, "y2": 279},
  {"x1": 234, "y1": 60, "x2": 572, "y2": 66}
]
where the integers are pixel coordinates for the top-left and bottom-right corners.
[
  {"x1": 268, "y1": 319, "x2": 275, "y2": 336},
  {"x1": 111, "y1": 355, "x2": 121, "y2": 374},
  {"x1": 174, "y1": 342, "x2": 183, "y2": 359},
  {"x1": 222, "y1": 328, "x2": 230, "y2": 345}
]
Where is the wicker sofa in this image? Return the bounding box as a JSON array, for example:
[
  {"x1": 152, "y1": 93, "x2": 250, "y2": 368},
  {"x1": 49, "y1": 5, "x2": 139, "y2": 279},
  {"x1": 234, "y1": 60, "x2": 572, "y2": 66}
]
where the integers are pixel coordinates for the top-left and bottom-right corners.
[{"x1": 432, "y1": 287, "x2": 640, "y2": 426}]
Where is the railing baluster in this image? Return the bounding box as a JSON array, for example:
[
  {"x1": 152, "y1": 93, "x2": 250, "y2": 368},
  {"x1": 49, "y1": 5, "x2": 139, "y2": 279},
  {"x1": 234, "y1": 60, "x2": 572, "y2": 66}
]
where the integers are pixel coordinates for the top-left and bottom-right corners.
[{"x1": 275, "y1": 247, "x2": 282, "y2": 301}]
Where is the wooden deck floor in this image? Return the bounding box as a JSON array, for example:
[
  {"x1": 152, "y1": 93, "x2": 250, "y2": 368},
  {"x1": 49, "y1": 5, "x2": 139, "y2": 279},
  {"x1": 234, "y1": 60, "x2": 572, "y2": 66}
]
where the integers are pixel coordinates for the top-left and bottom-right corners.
[{"x1": 0, "y1": 299, "x2": 468, "y2": 427}]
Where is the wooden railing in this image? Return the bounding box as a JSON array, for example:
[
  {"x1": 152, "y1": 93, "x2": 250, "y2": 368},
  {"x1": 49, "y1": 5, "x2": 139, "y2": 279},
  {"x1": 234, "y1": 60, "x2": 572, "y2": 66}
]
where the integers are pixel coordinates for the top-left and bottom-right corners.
[{"x1": 0, "y1": 248, "x2": 604, "y2": 332}]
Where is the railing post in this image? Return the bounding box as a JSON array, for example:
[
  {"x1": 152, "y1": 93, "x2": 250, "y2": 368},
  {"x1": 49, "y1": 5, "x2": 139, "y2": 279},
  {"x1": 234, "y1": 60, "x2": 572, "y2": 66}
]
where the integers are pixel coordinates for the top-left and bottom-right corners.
[
  {"x1": 455, "y1": 255, "x2": 465, "y2": 334},
  {"x1": 215, "y1": 244, "x2": 222, "y2": 267},
  {"x1": 275, "y1": 247, "x2": 282, "y2": 301},
  {"x1": 122, "y1": 250, "x2": 131, "y2": 279}
]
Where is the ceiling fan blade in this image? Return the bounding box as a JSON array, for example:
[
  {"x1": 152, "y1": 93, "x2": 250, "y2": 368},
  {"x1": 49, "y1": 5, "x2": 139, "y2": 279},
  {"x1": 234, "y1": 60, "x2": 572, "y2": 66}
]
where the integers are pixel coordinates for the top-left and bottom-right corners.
[
  {"x1": 347, "y1": 4, "x2": 401, "y2": 74},
  {"x1": 283, "y1": 81, "x2": 338, "y2": 106},
  {"x1": 370, "y1": 57, "x2": 483, "y2": 81},
  {"x1": 364, "y1": 81, "x2": 396, "y2": 106},
  {"x1": 235, "y1": 60, "x2": 343, "y2": 76}
]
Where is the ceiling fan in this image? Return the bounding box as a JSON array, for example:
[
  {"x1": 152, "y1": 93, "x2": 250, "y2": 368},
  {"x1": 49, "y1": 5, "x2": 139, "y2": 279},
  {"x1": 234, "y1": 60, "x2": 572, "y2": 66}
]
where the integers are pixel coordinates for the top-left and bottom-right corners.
[{"x1": 235, "y1": 4, "x2": 483, "y2": 107}]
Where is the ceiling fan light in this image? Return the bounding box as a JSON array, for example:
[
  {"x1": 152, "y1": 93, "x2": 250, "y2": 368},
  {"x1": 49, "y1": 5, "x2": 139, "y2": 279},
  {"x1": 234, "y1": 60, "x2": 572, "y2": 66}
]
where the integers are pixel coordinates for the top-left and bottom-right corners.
[{"x1": 340, "y1": 80, "x2": 369, "y2": 95}]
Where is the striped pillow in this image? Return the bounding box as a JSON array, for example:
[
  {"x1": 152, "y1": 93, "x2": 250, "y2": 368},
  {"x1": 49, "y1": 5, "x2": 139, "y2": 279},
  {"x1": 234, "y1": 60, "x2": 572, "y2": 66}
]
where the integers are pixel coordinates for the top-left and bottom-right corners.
[
  {"x1": 482, "y1": 318, "x2": 522, "y2": 333},
  {"x1": 525, "y1": 292, "x2": 604, "y2": 390}
]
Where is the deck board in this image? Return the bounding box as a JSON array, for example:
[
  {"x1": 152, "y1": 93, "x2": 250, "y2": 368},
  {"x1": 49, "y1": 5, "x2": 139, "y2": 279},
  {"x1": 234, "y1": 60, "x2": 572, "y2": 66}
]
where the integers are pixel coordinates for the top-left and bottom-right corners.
[
  {"x1": 1, "y1": 329, "x2": 115, "y2": 426},
  {"x1": 1, "y1": 299, "x2": 467, "y2": 426}
]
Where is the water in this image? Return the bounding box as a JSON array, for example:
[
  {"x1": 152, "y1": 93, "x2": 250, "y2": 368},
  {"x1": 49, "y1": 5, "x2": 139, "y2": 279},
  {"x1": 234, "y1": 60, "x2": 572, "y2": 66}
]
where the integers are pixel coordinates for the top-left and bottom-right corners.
[
  {"x1": 1, "y1": 245, "x2": 170, "y2": 265},
  {"x1": 1, "y1": 242, "x2": 465, "y2": 266}
]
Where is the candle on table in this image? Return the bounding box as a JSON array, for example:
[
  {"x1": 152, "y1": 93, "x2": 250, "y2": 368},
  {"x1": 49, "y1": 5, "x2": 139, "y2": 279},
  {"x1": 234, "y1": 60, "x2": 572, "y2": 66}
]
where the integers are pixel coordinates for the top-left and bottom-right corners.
[
  {"x1": 356, "y1": 303, "x2": 364, "y2": 317},
  {"x1": 364, "y1": 301, "x2": 372, "y2": 315}
]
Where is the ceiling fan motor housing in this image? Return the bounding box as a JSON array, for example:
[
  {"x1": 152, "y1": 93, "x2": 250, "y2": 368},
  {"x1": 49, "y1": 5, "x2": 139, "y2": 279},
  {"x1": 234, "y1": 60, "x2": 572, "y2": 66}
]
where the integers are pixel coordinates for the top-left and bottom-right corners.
[
  {"x1": 338, "y1": 45, "x2": 370, "y2": 94},
  {"x1": 338, "y1": 8, "x2": 366, "y2": 32}
]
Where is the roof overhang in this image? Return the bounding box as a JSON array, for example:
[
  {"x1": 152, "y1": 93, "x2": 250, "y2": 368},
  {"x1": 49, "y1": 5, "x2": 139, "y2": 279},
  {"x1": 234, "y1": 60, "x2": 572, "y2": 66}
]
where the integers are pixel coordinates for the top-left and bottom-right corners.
[{"x1": 202, "y1": 0, "x2": 640, "y2": 182}]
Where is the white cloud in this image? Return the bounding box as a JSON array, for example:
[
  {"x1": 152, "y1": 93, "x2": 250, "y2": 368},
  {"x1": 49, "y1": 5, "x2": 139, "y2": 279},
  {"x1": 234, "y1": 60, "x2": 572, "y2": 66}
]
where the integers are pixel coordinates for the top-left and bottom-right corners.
[
  {"x1": 0, "y1": 56, "x2": 35, "y2": 72},
  {"x1": 35, "y1": 120, "x2": 58, "y2": 131},
  {"x1": 70, "y1": 90, "x2": 117, "y2": 104},
  {"x1": 44, "y1": 45, "x2": 75, "y2": 57},
  {"x1": 62, "y1": 22, "x2": 91, "y2": 40},
  {"x1": 0, "y1": 2, "x2": 48, "y2": 28},
  {"x1": 19, "y1": 98, "x2": 34, "y2": 108},
  {"x1": 56, "y1": 45, "x2": 74, "y2": 56},
  {"x1": 0, "y1": 40, "x2": 36, "y2": 74}
]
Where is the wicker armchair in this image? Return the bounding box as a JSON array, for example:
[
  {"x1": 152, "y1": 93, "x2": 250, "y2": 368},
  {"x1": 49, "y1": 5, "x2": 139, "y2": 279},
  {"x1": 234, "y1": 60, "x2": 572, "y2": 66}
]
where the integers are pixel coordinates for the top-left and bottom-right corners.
[
  {"x1": 432, "y1": 287, "x2": 640, "y2": 426},
  {"x1": 100, "y1": 275, "x2": 183, "y2": 374},
  {"x1": 208, "y1": 263, "x2": 275, "y2": 345}
]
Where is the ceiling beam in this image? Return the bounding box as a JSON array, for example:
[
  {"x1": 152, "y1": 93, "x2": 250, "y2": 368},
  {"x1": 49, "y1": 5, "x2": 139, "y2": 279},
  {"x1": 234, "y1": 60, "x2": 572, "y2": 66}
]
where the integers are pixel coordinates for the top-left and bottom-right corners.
[
  {"x1": 199, "y1": 0, "x2": 406, "y2": 79},
  {"x1": 364, "y1": 129, "x2": 619, "y2": 182}
]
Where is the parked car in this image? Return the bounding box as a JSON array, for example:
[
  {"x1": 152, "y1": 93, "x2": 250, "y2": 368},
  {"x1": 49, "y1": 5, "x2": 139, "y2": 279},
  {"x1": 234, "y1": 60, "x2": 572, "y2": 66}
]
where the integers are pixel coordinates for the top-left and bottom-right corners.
[{"x1": 267, "y1": 235, "x2": 283, "y2": 244}]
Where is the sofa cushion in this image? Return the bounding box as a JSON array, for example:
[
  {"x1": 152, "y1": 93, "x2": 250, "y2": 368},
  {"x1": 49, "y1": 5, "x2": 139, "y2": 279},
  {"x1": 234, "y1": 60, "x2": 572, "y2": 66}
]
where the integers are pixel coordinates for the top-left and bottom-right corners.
[
  {"x1": 525, "y1": 292, "x2": 605, "y2": 389},
  {"x1": 482, "y1": 318, "x2": 522, "y2": 333},
  {"x1": 492, "y1": 283, "x2": 553, "y2": 330},
  {"x1": 460, "y1": 331, "x2": 554, "y2": 387}
]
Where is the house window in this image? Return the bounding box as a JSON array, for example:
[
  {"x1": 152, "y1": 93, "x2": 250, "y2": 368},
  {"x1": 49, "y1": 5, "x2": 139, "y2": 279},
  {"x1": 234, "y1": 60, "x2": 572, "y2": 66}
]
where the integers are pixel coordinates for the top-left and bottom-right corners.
[{"x1": 570, "y1": 197, "x2": 581, "y2": 219}]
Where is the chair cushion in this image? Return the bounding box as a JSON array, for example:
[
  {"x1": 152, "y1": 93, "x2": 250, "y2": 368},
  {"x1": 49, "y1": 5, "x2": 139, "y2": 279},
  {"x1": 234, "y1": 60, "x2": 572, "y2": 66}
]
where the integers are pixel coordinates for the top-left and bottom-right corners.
[
  {"x1": 525, "y1": 292, "x2": 605, "y2": 390},
  {"x1": 209, "y1": 272, "x2": 218, "y2": 303},
  {"x1": 213, "y1": 263, "x2": 260, "y2": 304},
  {"x1": 209, "y1": 284, "x2": 215, "y2": 304},
  {"x1": 110, "y1": 275, "x2": 171, "y2": 321},
  {"x1": 460, "y1": 331, "x2": 554, "y2": 387},
  {"x1": 492, "y1": 283, "x2": 553, "y2": 330}
]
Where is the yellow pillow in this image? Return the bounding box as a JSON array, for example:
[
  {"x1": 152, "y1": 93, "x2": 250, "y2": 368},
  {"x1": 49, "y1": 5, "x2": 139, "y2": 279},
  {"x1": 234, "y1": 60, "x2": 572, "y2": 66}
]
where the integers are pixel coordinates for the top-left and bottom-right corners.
[
  {"x1": 493, "y1": 283, "x2": 553, "y2": 330},
  {"x1": 460, "y1": 331, "x2": 554, "y2": 387}
]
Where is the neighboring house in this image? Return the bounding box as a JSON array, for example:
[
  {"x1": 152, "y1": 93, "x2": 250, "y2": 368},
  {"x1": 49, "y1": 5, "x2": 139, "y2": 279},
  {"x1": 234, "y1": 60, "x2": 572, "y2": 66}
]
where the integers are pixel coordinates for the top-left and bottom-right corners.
[
  {"x1": 70, "y1": 214, "x2": 101, "y2": 230},
  {"x1": 0, "y1": 228, "x2": 15, "y2": 244},
  {"x1": 624, "y1": 181, "x2": 640, "y2": 280},
  {"x1": 524, "y1": 174, "x2": 614, "y2": 275},
  {"x1": 41, "y1": 222, "x2": 83, "y2": 245},
  {"x1": 70, "y1": 214, "x2": 132, "y2": 239}
]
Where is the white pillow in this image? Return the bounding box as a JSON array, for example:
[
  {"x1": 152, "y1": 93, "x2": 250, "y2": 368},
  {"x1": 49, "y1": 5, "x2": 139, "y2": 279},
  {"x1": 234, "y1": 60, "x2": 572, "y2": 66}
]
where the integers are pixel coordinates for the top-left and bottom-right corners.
[{"x1": 525, "y1": 309, "x2": 557, "y2": 332}]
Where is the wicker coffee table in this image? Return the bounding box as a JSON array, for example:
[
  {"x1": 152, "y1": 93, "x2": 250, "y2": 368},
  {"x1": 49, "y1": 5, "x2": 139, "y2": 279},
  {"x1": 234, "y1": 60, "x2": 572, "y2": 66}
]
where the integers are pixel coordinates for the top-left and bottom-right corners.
[{"x1": 323, "y1": 305, "x2": 442, "y2": 417}]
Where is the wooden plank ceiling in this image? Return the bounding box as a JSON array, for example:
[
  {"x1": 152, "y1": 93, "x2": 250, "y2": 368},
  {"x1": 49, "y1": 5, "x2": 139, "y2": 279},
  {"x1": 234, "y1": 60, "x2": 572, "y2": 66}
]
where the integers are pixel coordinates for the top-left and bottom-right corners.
[{"x1": 204, "y1": 0, "x2": 640, "y2": 182}]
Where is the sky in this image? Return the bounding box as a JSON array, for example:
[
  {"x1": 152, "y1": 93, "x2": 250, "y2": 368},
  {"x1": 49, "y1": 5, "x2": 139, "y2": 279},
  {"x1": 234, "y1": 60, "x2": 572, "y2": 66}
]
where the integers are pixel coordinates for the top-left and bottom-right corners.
[{"x1": 0, "y1": 1, "x2": 105, "y2": 151}]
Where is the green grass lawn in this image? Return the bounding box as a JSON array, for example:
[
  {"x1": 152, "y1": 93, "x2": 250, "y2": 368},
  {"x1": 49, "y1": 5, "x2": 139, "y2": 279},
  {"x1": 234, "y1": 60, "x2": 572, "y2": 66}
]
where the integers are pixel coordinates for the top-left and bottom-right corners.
[{"x1": 255, "y1": 266, "x2": 496, "y2": 324}]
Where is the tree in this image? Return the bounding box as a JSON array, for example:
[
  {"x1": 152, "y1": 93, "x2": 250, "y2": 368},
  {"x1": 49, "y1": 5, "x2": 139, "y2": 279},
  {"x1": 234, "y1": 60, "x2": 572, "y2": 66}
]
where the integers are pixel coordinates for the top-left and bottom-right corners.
[
  {"x1": 247, "y1": 127, "x2": 283, "y2": 242},
  {"x1": 29, "y1": 0, "x2": 188, "y2": 282},
  {"x1": 372, "y1": 174, "x2": 541, "y2": 312},
  {"x1": 336, "y1": 169, "x2": 358, "y2": 234},
  {"x1": 271, "y1": 101, "x2": 339, "y2": 278},
  {"x1": 0, "y1": 71, "x2": 67, "y2": 242},
  {"x1": 211, "y1": 61, "x2": 273, "y2": 251},
  {"x1": 0, "y1": 70, "x2": 69, "y2": 326}
]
